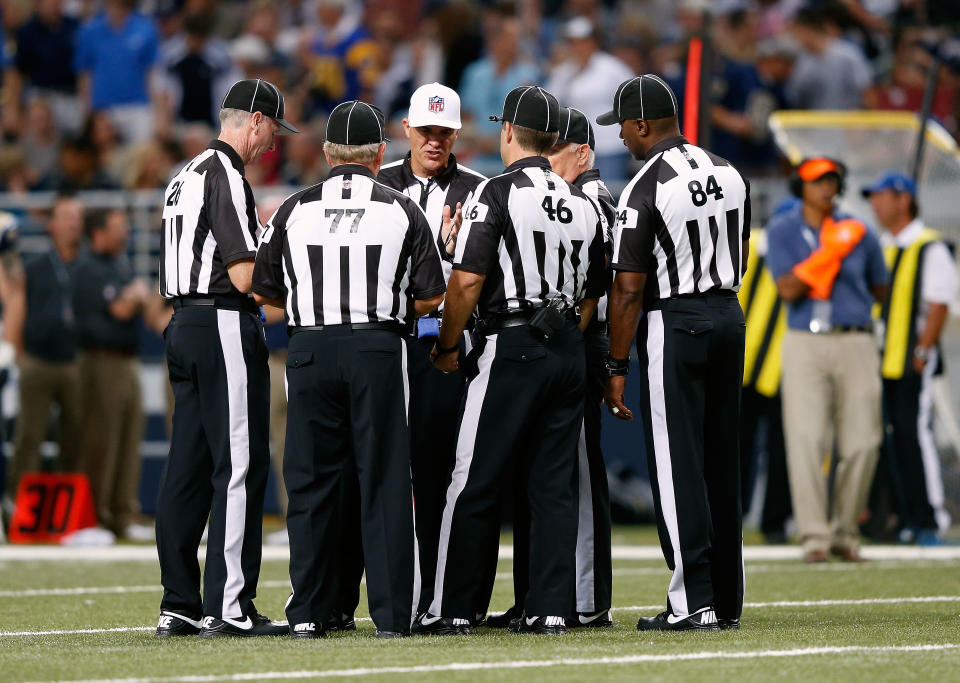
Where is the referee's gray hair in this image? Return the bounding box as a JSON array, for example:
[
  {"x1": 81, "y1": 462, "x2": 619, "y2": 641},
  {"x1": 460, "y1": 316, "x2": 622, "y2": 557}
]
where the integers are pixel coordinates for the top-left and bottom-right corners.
[
  {"x1": 587, "y1": 149, "x2": 596, "y2": 169},
  {"x1": 323, "y1": 141, "x2": 381, "y2": 165},
  {"x1": 219, "y1": 108, "x2": 253, "y2": 129}
]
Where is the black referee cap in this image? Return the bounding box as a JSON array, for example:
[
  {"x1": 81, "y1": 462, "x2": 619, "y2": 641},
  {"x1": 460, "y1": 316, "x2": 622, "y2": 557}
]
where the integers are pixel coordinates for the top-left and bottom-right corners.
[
  {"x1": 489, "y1": 86, "x2": 560, "y2": 133},
  {"x1": 555, "y1": 107, "x2": 595, "y2": 150},
  {"x1": 221, "y1": 78, "x2": 299, "y2": 134},
  {"x1": 326, "y1": 101, "x2": 389, "y2": 145},
  {"x1": 596, "y1": 75, "x2": 678, "y2": 126}
]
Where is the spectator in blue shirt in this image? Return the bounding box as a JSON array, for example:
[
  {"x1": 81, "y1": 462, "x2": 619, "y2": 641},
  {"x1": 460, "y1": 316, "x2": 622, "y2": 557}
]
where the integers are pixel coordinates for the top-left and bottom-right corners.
[
  {"x1": 74, "y1": 0, "x2": 159, "y2": 143},
  {"x1": 458, "y1": 13, "x2": 539, "y2": 174},
  {"x1": 11, "y1": 0, "x2": 82, "y2": 133},
  {"x1": 766, "y1": 157, "x2": 889, "y2": 565}
]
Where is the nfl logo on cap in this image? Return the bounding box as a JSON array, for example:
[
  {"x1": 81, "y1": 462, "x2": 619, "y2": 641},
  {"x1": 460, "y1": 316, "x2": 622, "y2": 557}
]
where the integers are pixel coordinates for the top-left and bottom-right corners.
[{"x1": 408, "y1": 82, "x2": 461, "y2": 129}]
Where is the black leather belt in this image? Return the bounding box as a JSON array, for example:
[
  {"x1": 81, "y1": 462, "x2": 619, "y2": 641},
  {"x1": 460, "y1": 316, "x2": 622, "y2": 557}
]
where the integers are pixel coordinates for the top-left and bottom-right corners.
[
  {"x1": 646, "y1": 288, "x2": 738, "y2": 311},
  {"x1": 477, "y1": 308, "x2": 579, "y2": 335},
  {"x1": 289, "y1": 321, "x2": 406, "y2": 335},
  {"x1": 172, "y1": 296, "x2": 259, "y2": 314}
]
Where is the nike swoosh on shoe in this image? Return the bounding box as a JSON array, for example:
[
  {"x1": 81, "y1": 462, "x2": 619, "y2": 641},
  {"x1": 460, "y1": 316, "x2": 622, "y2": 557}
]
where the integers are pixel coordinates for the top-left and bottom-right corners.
[{"x1": 162, "y1": 612, "x2": 203, "y2": 629}]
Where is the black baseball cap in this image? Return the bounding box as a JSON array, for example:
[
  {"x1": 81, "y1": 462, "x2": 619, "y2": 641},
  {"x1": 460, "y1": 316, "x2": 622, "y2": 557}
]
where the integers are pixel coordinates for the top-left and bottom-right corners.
[
  {"x1": 489, "y1": 85, "x2": 560, "y2": 133},
  {"x1": 325, "y1": 100, "x2": 388, "y2": 145},
  {"x1": 596, "y1": 74, "x2": 678, "y2": 126},
  {"x1": 221, "y1": 78, "x2": 299, "y2": 134},
  {"x1": 555, "y1": 106, "x2": 595, "y2": 150}
]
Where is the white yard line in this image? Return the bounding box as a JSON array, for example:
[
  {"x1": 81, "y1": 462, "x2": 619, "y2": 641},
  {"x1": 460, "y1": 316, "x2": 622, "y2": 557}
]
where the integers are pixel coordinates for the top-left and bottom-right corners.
[
  {"x1": 3, "y1": 626, "x2": 154, "y2": 637},
  {"x1": 25, "y1": 644, "x2": 960, "y2": 683},
  {"x1": 3, "y1": 544, "x2": 960, "y2": 562},
  {"x1": 3, "y1": 596, "x2": 959, "y2": 638}
]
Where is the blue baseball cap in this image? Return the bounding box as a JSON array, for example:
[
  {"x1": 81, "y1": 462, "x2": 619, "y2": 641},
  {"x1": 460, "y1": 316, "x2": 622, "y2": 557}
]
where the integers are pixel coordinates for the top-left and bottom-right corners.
[{"x1": 861, "y1": 171, "x2": 917, "y2": 198}]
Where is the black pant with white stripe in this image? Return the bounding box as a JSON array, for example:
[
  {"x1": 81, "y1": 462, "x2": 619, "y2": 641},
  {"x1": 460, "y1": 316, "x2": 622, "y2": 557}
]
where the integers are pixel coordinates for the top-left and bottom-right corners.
[
  {"x1": 408, "y1": 334, "x2": 468, "y2": 614},
  {"x1": 577, "y1": 328, "x2": 613, "y2": 614},
  {"x1": 637, "y1": 291, "x2": 745, "y2": 621},
  {"x1": 505, "y1": 328, "x2": 612, "y2": 618},
  {"x1": 882, "y1": 363, "x2": 945, "y2": 533},
  {"x1": 430, "y1": 322, "x2": 585, "y2": 620},
  {"x1": 283, "y1": 327, "x2": 417, "y2": 633},
  {"x1": 157, "y1": 304, "x2": 270, "y2": 620}
]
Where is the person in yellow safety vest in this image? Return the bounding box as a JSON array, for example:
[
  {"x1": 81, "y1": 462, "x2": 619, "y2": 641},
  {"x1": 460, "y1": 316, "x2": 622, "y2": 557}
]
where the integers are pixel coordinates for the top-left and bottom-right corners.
[
  {"x1": 738, "y1": 210, "x2": 793, "y2": 545},
  {"x1": 863, "y1": 171, "x2": 957, "y2": 546}
]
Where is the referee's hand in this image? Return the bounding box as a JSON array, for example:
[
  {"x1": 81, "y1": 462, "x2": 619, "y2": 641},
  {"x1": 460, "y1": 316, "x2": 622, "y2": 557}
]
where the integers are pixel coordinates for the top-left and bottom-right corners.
[
  {"x1": 440, "y1": 202, "x2": 463, "y2": 256},
  {"x1": 430, "y1": 343, "x2": 459, "y2": 374},
  {"x1": 604, "y1": 377, "x2": 633, "y2": 421}
]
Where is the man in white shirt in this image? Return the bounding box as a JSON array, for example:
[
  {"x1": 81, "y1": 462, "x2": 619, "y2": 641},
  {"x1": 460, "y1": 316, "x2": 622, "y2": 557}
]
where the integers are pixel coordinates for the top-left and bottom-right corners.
[
  {"x1": 865, "y1": 171, "x2": 958, "y2": 545},
  {"x1": 545, "y1": 16, "x2": 633, "y2": 180}
]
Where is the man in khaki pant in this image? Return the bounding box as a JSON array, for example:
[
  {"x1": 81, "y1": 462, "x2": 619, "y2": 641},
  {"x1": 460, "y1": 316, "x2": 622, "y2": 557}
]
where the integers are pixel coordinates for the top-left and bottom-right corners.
[
  {"x1": 73, "y1": 209, "x2": 151, "y2": 540},
  {"x1": 766, "y1": 158, "x2": 889, "y2": 563},
  {"x1": 5, "y1": 196, "x2": 84, "y2": 506}
]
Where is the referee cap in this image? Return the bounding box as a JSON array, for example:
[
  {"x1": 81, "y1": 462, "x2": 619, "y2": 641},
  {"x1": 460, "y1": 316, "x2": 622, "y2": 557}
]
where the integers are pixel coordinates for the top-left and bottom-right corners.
[
  {"x1": 489, "y1": 86, "x2": 560, "y2": 133},
  {"x1": 596, "y1": 74, "x2": 678, "y2": 126},
  {"x1": 221, "y1": 78, "x2": 300, "y2": 134},
  {"x1": 407, "y1": 82, "x2": 462, "y2": 130},
  {"x1": 326, "y1": 101, "x2": 389, "y2": 145},
  {"x1": 555, "y1": 107, "x2": 595, "y2": 150}
]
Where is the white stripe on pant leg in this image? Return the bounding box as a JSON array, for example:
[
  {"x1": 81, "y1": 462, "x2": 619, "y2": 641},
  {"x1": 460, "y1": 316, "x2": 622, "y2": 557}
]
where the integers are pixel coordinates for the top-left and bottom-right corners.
[
  {"x1": 917, "y1": 350, "x2": 950, "y2": 532},
  {"x1": 575, "y1": 420, "x2": 596, "y2": 613},
  {"x1": 429, "y1": 335, "x2": 498, "y2": 617},
  {"x1": 401, "y1": 338, "x2": 421, "y2": 625},
  {"x1": 216, "y1": 309, "x2": 251, "y2": 619},
  {"x1": 646, "y1": 311, "x2": 688, "y2": 616}
]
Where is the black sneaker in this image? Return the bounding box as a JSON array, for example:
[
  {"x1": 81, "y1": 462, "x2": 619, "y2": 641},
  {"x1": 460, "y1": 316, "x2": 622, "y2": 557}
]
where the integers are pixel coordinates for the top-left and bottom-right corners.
[
  {"x1": 155, "y1": 611, "x2": 203, "y2": 637},
  {"x1": 569, "y1": 610, "x2": 613, "y2": 628},
  {"x1": 290, "y1": 621, "x2": 325, "y2": 638},
  {"x1": 199, "y1": 611, "x2": 289, "y2": 638},
  {"x1": 636, "y1": 607, "x2": 720, "y2": 632},
  {"x1": 512, "y1": 614, "x2": 567, "y2": 635},
  {"x1": 411, "y1": 613, "x2": 472, "y2": 635},
  {"x1": 481, "y1": 605, "x2": 522, "y2": 628},
  {"x1": 718, "y1": 617, "x2": 740, "y2": 630},
  {"x1": 325, "y1": 612, "x2": 357, "y2": 632},
  {"x1": 375, "y1": 629, "x2": 409, "y2": 639}
]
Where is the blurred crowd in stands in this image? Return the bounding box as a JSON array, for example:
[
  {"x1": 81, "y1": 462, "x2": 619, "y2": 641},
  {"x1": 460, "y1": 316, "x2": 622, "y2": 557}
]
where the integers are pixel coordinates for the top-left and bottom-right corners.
[{"x1": 0, "y1": 0, "x2": 957, "y2": 192}]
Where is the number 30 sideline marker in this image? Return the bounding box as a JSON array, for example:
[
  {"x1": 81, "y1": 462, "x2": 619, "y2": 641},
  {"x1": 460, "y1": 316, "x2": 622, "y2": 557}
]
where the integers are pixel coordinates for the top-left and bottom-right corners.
[{"x1": 8, "y1": 473, "x2": 98, "y2": 544}]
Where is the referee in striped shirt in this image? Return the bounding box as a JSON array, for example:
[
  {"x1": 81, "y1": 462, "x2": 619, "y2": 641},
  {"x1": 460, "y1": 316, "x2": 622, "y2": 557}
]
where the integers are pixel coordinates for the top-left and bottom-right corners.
[
  {"x1": 155, "y1": 79, "x2": 297, "y2": 638},
  {"x1": 376, "y1": 83, "x2": 490, "y2": 621},
  {"x1": 547, "y1": 106, "x2": 616, "y2": 627},
  {"x1": 599, "y1": 76, "x2": 750, "y2": 631},
  {"x1": 419, "y1": 86, "x2": 606, "y2": 636},
  {"x1": 252, "y1": 100, "x2": 446, "y2": 638},
  {"x1": 490, "y1": 106, "x2": 617, "y2": 629}
]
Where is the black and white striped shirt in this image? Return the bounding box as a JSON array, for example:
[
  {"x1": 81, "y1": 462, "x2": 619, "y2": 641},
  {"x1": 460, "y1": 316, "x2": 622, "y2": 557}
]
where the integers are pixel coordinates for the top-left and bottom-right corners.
[
  {"x1": 454, "y1": 156, "x2": 606, "y2": 318},
  {"x1": 612, "y1": 136, "x2": 751, "y2": 309},
  {"x1": 252, "y1": 164, "x2": 446, "y2": 327},
  {"x1": 159, "y1": 140, "x2": 260, "y2": 298},
  {"x1": 378, "y1": 153, "x2": 485, "y2": 284},
  {"x1": 573, "y1": 168, "x2": 616, "y2": 323}
]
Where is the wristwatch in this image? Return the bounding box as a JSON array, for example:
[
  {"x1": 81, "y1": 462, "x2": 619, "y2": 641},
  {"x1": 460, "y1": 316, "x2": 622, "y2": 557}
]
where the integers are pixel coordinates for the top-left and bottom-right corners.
[
  {"x1": 914, "y1": 346, "x2": 929, "y2": 362},
  {"x1": 603, "y1": 354, "x2": 630, "y2": 377}
]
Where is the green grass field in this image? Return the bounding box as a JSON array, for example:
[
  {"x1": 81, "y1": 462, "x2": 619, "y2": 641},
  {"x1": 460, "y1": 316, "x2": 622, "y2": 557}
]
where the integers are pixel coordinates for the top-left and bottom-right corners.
[{"x1": 1, "y1": 527, "x2": 959, "y2": 683}]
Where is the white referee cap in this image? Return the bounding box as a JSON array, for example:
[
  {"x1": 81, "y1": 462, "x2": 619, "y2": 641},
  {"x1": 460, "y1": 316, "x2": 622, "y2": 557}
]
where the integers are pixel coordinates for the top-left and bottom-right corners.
[{"x1": 407, "y1": 83, "x2": 462, "y2": 130}]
